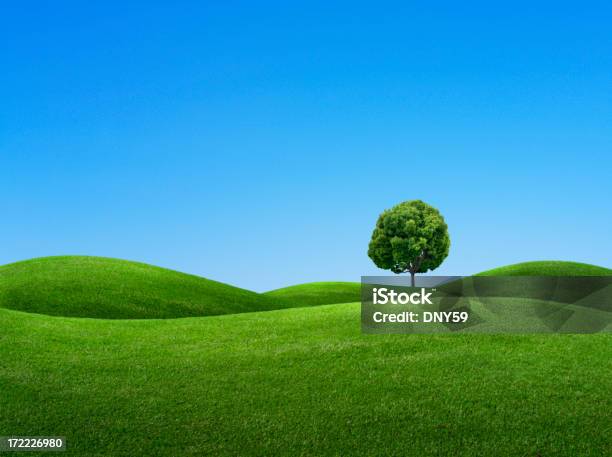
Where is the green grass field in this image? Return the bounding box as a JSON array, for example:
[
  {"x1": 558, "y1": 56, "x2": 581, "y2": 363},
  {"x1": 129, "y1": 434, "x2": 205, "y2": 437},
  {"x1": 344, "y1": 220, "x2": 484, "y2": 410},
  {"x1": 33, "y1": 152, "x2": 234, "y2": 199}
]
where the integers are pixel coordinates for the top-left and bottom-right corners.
[
  {"x1": 0, "y1": 256, "x2": 287, "y2": 319},
  {"x1": 264, "y1": 281, "x2": 360, "y2": 306},
  {"x1": 1, "y1": 258, "x2": 611, "y2": 456},
  {"x1": 477, "y1": 260, "x2": 612, "y2": 276}
]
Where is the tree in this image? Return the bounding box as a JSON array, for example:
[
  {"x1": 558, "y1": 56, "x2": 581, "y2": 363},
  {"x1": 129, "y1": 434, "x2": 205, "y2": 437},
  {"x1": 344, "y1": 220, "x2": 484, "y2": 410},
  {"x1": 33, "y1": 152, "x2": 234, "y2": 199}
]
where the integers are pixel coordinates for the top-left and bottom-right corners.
[{"x1": 368, "y1": 200, "x2": 450, "y2": 287}]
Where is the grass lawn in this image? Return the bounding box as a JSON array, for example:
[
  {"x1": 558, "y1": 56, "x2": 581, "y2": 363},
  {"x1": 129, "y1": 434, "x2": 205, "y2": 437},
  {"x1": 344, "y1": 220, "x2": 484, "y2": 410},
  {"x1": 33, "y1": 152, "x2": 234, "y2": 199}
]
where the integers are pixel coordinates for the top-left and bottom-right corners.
[
  {"x1": 264, "y1": 281, "x2": 360, "y2": 306},
  {"x1": 0, "y1": 259, "x2": 611, "y2": 456},
  {"x1": 0, "y1": 256, "x2": 286, "y2": 319},
  {"x1": 477, "y1": 260, "x2": 612, "y2": 276},
  {"x1": 1, "y1": 304, "x2": 611, "y2": 456}
]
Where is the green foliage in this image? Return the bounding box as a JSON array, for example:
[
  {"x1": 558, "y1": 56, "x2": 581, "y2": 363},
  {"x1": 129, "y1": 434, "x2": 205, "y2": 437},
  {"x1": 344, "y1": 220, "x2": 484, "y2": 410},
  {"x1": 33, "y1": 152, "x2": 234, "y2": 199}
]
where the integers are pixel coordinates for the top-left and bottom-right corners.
[{"x1": 368, "y1": 200, "x2": 450, "y2": 278}]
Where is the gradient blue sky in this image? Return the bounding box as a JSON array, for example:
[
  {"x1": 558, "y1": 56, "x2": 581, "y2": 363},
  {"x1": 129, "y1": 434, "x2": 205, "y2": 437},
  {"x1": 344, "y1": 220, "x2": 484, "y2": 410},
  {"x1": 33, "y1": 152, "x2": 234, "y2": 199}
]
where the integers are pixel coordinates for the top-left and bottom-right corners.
[{"x1": 1, "y1": 2, "x2": 611, "y2": 291}]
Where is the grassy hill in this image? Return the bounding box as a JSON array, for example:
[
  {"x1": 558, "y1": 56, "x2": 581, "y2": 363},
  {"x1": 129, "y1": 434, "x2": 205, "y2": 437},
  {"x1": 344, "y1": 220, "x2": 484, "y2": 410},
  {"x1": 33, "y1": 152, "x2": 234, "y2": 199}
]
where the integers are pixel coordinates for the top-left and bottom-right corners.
[
  {"x1": 477, "y1": 260, "x2": 612, "y2": 276},
  {"x1": 1, "y1": 258, "x2": 608, "y2": 320},
  {"x1": 0, "y1": 258, "x2": 610, "y2": 455},
  {"x1": 264, "y1": 281, "x2": 361, "y2": 306},
  {"x1": 0, "y1": 256, "x2": 285, "y2": 319},
  {"x1": 263, "y1": 262, "x2": 611, "y2": 310},
  {"x1": 1, "y1": 304, "x2": 610, "y2": 456}
]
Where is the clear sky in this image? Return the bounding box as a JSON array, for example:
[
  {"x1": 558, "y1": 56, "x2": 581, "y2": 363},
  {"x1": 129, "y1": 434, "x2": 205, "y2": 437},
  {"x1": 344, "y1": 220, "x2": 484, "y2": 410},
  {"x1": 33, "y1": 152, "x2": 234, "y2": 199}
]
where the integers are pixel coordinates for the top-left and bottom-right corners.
[{"x1": 1, "y1": 1, "x2": 611, "y2": 291}]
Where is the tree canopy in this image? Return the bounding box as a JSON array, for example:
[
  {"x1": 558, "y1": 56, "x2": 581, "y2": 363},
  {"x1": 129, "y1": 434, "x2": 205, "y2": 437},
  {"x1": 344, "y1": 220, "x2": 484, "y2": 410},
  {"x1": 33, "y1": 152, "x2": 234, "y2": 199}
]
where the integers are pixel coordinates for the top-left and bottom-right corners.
[{"x1": 368, "y1": 200, "x2": 450, "y2": 285}]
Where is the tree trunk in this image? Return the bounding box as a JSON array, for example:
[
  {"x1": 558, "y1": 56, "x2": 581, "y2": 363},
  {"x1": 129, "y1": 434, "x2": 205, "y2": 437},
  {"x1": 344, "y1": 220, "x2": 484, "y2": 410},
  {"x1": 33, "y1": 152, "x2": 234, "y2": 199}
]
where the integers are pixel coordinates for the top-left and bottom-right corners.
[{"x1": 410, "y1": 252, "x2": 424, "y2": 287}]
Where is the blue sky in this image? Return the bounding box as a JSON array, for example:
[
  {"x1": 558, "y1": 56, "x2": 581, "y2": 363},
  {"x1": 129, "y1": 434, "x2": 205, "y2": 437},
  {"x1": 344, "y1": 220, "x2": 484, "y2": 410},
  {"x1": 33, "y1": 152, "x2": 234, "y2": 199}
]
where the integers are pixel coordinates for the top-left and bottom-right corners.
[{"x1": 1, "y1": 1, "x2": 611, "y2": 290}]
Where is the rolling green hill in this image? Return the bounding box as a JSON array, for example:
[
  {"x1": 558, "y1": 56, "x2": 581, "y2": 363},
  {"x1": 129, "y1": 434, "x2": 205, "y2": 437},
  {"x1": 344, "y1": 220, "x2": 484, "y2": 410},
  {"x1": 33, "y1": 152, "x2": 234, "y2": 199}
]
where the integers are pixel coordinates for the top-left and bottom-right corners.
[
  {"x1": 1, "y1": 258, "x2": 609, "y2": 319},
  {"x1": 1, "y1": 257, "x2": 610, "y2": 321},
  {"x1": 0, "y1": 256, "x2": 285, "y2": 319},
  {"x1": 263, "y1": 262, "x2": 611, "y2": 310},
  {"x1": 476, "y1": 260, "x2": 612, "y2": 276},
  {"x1": 1, "y1": 304, "x2": 610, "y2": 456},
  {"x1": 0, "y1": 258, "x2": 611, "y2": 455},
  {"x1": 264, "y1": 281, "x2": 361, "y2": 306}
]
